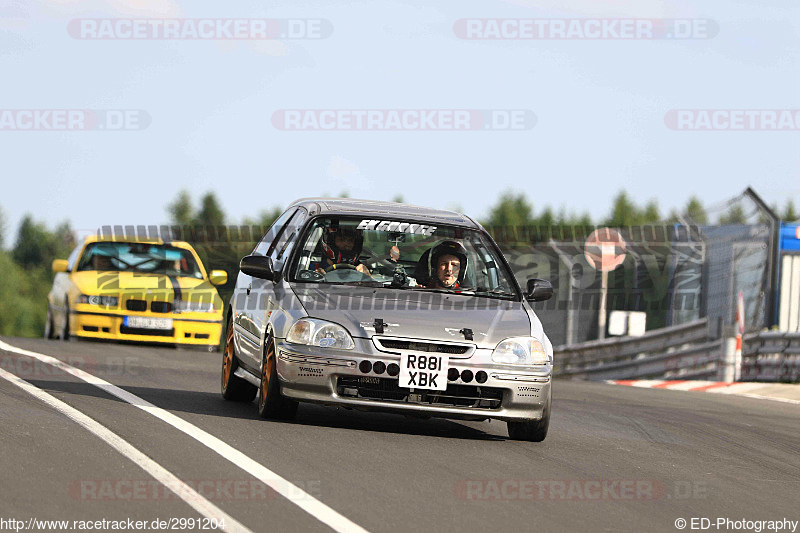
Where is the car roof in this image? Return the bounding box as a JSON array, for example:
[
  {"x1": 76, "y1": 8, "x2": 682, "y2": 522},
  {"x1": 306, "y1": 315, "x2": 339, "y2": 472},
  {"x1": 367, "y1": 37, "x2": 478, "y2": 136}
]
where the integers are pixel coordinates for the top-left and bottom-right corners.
[
  {"x1": 82, "y1": 234, "x2": 194, "y2": 250},
  {"x1": 287, "y1": 197, "x2": 481, "y2": 229}
]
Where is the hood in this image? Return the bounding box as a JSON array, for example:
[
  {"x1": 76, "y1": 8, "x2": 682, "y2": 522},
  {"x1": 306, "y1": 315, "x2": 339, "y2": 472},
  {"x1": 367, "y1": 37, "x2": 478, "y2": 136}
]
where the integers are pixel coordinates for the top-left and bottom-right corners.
[
  {"x1": 291, "y1": 285, "x2": 531, "y2": 349},
  {"x1": 71, "y1": 271, "x2": 220, "y2": 300}
]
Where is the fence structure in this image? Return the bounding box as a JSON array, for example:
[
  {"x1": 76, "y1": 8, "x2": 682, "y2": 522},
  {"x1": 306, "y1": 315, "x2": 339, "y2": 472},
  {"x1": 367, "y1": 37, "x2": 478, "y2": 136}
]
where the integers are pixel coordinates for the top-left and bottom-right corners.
[
  {"x1": 741, "y1": 331, "x2": 800, "y2": 382},
  {"x1": 553, "y1": 318, "x2": 723, "y2": 380},
  {"x1": 553, "y1": 319, "x2": 800, "y2": 383}
]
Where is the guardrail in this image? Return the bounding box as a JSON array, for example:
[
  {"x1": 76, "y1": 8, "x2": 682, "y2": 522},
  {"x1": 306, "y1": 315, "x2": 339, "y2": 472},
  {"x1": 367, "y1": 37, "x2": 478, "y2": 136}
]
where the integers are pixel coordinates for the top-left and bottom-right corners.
[
  {"x1": 553, "y1": 319, "x2": 800, "y2": 382},
  {"x1": 741, "y1": 331, "x2": 800, "y2": 382},
  {"x1": 553, "y1": 318, "x2": 724, "y2": 380}
]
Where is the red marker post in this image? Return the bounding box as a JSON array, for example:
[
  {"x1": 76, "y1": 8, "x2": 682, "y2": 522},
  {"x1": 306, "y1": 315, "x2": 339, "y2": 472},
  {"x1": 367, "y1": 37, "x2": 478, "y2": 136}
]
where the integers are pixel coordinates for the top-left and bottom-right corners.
[
  {"x1": 584, "y1": 228, "x2": 627, "y2": 339},
  {"x1": 734, "y1": 291, "x2": 744, "y2": 381}
]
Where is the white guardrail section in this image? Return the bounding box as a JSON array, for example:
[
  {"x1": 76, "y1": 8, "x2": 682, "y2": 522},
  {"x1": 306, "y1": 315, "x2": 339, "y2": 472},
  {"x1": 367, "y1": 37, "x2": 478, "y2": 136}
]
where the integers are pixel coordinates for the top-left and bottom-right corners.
[
  {"x1": 741, "y1": 331, "x2": 800, "y2": 382},
  {"x1": 553, "y1": 318, "x2": 724, "y2": 381}
]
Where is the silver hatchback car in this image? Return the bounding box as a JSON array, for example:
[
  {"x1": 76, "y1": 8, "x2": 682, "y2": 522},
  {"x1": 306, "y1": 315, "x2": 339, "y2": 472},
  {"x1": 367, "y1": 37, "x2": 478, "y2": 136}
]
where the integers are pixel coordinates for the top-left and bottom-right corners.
[{"x1": 221, "y1": 198, "x2": 554, "y2": 441}]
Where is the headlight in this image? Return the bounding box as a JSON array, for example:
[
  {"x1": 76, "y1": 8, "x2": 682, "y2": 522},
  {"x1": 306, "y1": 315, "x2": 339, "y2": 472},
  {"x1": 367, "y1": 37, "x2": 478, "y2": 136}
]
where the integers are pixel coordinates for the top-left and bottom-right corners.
[
  {"x1": 78, "y1": 294, "x2": 118, "y2": 307},
  {"x1": 174, "y1": 299, "x2": 216, "y2": 313},
  {"x1": 286, "y1": 318, "x2": 355, "y2": 350},
  {"x1": 491, "y1": 337, "x2": 549, "y2": 366}
]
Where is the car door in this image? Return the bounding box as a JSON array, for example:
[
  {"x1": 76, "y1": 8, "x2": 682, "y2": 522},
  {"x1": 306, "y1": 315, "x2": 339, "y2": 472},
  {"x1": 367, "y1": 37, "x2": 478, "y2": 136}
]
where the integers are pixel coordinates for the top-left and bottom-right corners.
[
  {"x1": 250, "y1": 207, "x2": 308, "y2": 352},
  {"x1": 233, "y1": 208, "x2": 300, "y2": 368}
]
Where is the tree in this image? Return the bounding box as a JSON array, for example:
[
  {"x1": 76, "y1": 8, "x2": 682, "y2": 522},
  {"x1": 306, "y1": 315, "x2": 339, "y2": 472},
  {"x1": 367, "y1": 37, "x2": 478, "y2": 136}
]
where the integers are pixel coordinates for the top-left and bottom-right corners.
[
  {"x1": 605, "y1": 191, "x2": 643, "y2": 226},
  {"x1": 392, "y1": 194, "x2": 404, "y2": 204},
  {"x1": 483, "y1": 191, "x2": 534, "y2": 229},
  {"x1": 642, "y1": 200, "x2": 661, "y2": 223},
  {"x1": 194, "y1": 192, "x2": 225, "y2": 227},
  {"x1": 52, "y1": 221, "x2": 77, "y2": 259},
  {"x1": 0, "y1": 205, "x2": 6, "y2": 250},
  {"x1": 719, "y1": 204, "x2": 747, "y2": 225},
  {"x1": 783, "y1": 199, "x2": 798, "y2": 221},
  {"x1": 12, "y1": 215, "x2": 54, "y2": 269},
  {"x1": 168, "y1": 190, "x2": 194, "y2": 226},
  {"x1": 685, "y1": 196, "x2": 708, "y2": 225},
  {"x1": 534, "y1": 206, "x2": 555, "y2": 228}
]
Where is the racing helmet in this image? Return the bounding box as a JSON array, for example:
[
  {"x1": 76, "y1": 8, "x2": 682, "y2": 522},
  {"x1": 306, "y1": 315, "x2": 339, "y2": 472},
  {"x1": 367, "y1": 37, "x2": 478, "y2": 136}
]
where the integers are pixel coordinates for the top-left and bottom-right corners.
[
  {"x1": 321, "y1": 223, "x2": 364, "y2": 265},
  {"x1": 428, "y1": 240, "x2": 468, "y2": 286}
]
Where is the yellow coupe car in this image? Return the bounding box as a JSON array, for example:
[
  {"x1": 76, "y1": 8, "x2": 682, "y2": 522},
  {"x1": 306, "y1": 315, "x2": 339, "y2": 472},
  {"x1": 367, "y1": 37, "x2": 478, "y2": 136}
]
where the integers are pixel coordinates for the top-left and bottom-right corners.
[{"x1": 45, "y1": 236, "x2": 227, "y2": 350}]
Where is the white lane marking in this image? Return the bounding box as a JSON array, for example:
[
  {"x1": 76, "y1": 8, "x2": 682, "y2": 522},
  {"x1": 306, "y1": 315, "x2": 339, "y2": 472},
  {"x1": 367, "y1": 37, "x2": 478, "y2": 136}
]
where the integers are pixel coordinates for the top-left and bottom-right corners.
[
  {"x1": 627, "y1": 379, "x2": 666, "y2": 388},
  {"x1": 662, "y1": 381, "x2": 713, "y2": 391},
  {"x1": 703, "y1": 382, "x2": 765, "y2": 394},
  {"x1": 0, "y1": 339, "x2": 370, "y2": 533},
  {"x1": 736, "y1": 393, "x2": 800, "y2": 405},
  {"x1": 0, "y1": 366, "x2": 251, "y2": 533}
]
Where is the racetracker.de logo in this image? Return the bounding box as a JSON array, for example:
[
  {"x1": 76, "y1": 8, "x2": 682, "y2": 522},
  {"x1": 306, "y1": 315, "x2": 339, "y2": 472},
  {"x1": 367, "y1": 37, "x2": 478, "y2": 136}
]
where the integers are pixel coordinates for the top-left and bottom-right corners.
[
  {"x1": 453, "y1": 479, "x2": 711, "y2": 501},
  {"x1": 271, "y1": 109, "x2": 536, "y2": 131},
  {"x1": 67, "y1": 18, "x2": 333, "y2": 40},
  {"x1": 0, "y1": 110, "x2": 150, "y2": 131},
  {"x1": 664, "y1": 109, "x2": 800, "y2": 131},
  {"x1": 69, "y1": 479, "x2": 321, "y2": 501},
  {"x1": 454, "y1": 18, "x2": 718, "y2": 39}
]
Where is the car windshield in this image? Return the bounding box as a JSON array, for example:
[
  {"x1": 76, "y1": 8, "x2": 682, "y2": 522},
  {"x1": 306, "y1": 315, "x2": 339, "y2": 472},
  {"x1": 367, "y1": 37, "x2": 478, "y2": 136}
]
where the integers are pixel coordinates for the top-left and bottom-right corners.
[
  {"x1": 289, "y1": 217, "x2": 519, "y2": 299},
  {"x1": 76, "y1": 242, "x2": 204, "y2": 279}
]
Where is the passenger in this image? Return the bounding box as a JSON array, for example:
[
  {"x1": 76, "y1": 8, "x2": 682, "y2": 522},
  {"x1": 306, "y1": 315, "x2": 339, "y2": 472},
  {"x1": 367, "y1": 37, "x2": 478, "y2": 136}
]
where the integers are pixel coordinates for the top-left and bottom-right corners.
[{"x1": 421, "y1": 241, "x2": 468, "y2": 289}]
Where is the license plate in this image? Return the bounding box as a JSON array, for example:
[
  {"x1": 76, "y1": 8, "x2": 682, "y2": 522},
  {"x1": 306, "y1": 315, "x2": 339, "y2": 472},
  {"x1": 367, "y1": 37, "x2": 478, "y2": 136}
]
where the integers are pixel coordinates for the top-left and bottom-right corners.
[
  {"x1": 124, "y1": 316, "x2": 173, "y2": 330},
  {"x1": 398, "y1": 353, "x2": 448, "y2": 391}
]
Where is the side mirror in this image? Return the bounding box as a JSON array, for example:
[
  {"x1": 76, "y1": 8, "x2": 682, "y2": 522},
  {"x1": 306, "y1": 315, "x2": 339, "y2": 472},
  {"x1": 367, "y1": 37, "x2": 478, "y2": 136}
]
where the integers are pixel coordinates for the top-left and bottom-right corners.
[
  {"x1": 240, "y1": 255, "x2": 276, "y2": 281},
  {"x1": 52, "y1": 259, "x2": 69, "y2": 273},
  {"x1": 209, "y1": 269, "x2": 228, "y2": 286},
  {"x1": 525, "y1": 278, "x2": 553, "y2": 302}
]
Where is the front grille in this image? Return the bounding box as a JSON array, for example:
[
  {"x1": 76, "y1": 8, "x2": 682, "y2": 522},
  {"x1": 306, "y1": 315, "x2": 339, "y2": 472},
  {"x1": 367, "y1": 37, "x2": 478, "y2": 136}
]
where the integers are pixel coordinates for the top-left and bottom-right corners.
[
  {"x1": 119, "y1": 326, "x2": 174, "y2": 337},
  {"x1": 376, "y1": 339, "x2": 470, "y2": 355},
  {"x1": 336, "y1": 376, "x2": 502, "y2": 409},
  {"x1": 126, "y1": 300, "x2": 147, "y2": 312},
  {"x1": 150, "y1": 301, "x2": 172, "y2": 313}
]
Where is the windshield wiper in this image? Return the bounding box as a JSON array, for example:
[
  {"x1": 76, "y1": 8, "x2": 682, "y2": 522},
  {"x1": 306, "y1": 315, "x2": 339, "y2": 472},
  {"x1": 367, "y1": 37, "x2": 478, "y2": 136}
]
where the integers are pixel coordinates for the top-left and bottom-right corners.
[
  {"x1": 325, "y1": 281, "x2": 386, "y2": 288},
  {"x1": 472, "y1": 288, "x2": 517, "y2": 300}
]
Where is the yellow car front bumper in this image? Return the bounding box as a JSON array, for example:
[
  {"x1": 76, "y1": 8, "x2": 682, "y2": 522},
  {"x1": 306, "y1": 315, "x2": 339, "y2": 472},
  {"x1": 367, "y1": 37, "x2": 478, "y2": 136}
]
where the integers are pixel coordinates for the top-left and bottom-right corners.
[{"x1": 70, "y1": 310, "x2": 222, "y2": 347}]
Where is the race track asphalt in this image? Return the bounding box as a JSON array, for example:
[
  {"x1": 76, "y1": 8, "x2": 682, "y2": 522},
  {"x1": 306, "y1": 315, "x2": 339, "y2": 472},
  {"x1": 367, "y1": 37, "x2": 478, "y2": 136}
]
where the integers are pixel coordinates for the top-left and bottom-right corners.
[{"x1": 1, "y1": 336, "x2": 798, "y2": 533}]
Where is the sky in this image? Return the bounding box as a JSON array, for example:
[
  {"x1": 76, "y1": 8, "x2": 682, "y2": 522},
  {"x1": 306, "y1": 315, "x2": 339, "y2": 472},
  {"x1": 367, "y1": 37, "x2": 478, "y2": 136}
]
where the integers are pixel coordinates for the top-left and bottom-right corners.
[{"x1": 1, "y1": 0, "x2": 798, "y2": 243}]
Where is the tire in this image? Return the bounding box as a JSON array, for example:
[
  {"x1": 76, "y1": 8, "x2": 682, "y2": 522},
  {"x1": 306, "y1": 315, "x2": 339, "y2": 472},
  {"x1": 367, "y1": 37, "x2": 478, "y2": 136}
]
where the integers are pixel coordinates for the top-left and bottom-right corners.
[
  {"x1": 257, "y1": 336, "x2": 298, "y2": 420},
  {"x1": 44, "y1": 305, "x2": 55, "y2": 340},
  {"x1": 221, "y1": 313, "x2": 257, "y2": 402},
  {"x1": 507, "y1": 386, "x2": 551, "y2": 442},
  {"x1": 59, "y1": 304, "x2": 70, "y2": 341}
]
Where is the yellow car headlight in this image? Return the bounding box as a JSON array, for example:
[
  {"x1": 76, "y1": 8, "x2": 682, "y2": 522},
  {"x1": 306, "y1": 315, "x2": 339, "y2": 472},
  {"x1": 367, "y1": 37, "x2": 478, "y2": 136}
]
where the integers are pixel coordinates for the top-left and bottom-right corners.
[{"x1": 78, "y1": 294, "x2": 119, "y2": 307}]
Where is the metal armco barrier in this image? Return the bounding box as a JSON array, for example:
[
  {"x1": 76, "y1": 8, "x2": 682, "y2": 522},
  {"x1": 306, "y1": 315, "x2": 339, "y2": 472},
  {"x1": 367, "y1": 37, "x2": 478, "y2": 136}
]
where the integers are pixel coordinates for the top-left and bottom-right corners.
[
  {"x1": 553, "y1": 318, "x2": 724, "y2": 380},
  {"x1": 741, "y1": 331, "x2": 800, "y2": 382},
  {"x1": 553, "y1": 318, "x2": 800, "y2": 382}
]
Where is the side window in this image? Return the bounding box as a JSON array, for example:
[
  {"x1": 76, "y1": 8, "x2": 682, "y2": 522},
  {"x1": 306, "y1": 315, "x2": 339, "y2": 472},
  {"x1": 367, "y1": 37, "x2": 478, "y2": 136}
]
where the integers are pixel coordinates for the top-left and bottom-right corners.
[
  {"x1": 253, "y1": 209, "x2": 297, "y2": 256},
  {"x1": 66, "y1": 244, "x2": 83, "y2": 271},
  {"x1": 270, "y1": 208, "x2": 307, "y2": 271}
]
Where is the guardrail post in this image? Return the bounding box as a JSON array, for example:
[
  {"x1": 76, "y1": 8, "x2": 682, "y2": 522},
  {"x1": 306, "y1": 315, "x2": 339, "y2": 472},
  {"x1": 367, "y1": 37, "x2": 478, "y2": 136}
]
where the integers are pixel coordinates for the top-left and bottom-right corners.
[{"x1": 721, "y1": 337, "x2": 738, "y2": 382}]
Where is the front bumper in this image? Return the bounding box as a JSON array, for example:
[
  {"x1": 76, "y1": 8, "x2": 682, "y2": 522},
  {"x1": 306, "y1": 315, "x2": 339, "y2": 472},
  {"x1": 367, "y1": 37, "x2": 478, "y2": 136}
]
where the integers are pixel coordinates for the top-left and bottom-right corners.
[
  {"x1": 70, "y1": 310, "x2": 222, "y2": 347},
  {"x1": 275, "y1": 339, "x2": 551, "y2": 422}
]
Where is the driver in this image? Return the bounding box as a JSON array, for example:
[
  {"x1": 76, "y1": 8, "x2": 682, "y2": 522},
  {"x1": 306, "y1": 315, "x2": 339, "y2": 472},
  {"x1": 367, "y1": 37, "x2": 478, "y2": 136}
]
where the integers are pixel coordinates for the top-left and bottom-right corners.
[
  {"x1": 423, "y1": 241, "x2": 468, "y2": 289},
  {"x1": 92, "y1": 253, "x2": 115, "y2": 272},
  {"x1": 314, "y1": 226, "x2": 371, "y2": 276}
]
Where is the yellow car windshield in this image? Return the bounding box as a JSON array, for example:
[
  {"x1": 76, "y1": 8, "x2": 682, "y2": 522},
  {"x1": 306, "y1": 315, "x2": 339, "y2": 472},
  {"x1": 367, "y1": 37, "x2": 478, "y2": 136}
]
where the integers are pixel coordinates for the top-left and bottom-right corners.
[{"x1": 76, "y1": 242, "x2": 203, "y2": 279}]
